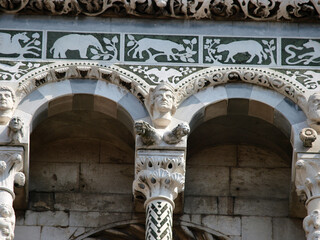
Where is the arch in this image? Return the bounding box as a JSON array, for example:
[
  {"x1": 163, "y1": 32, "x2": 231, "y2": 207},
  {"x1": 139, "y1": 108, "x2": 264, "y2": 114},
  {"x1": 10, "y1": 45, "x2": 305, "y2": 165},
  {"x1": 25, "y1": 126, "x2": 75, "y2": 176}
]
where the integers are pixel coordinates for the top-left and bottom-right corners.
[
  {"x1": 14, "y1": 79, "x2": 149, "y2": 133},
  {"x1": 174, "y1": 83, "x2": 308, "y2": 147},
  {"x1": 175, "y1": 67, "x2": 307, "y2": 113},
  {"x1": 74, "y1": 219, "x2": 231, "y2": 240}
]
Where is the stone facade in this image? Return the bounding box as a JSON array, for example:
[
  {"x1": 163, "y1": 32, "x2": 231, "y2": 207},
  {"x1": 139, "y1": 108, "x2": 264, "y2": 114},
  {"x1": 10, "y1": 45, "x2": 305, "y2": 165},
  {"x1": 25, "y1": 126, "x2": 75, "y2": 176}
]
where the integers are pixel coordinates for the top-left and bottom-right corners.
[{"x1": 0, "y1": 3, "x2": 319, "y2": 240}]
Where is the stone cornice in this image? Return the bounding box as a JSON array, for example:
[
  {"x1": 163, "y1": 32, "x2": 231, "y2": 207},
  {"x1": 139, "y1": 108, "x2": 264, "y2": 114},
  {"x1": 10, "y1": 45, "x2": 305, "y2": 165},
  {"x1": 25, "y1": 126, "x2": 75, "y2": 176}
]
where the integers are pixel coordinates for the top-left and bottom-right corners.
[{"x1": 1, "y1": 0, "x2": 320, "y2": 22}]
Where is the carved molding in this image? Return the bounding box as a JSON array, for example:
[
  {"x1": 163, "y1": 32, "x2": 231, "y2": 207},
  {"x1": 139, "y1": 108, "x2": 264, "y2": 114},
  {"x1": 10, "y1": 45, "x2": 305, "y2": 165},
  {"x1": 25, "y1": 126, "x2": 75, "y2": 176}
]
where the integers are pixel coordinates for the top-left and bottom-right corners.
[
  {"x1": 133, "y1": 150, "x2": 185, "y2": 206},
  {"x1": 176, "y1": 67, "x2": 306, "y2": 109},
  {"x1": 1, "y1": 0, "x2": 320, "y2": 22}
]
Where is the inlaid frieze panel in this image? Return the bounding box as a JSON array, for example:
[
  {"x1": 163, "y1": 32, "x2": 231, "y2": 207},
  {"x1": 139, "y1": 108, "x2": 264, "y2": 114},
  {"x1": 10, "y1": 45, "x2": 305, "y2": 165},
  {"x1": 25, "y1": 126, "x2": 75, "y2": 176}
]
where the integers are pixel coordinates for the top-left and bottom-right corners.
[
  {"x1": 124, "y1": 34, "x2": 199, "y2": 64},
  {"x1": 47, "y1": 32, "x2": 120, "y2": 61},
  {"x1": 0, "y1": 30, "x2": 42, "y2": 59},
  {"x1": 282, "y1": 38, "x2": 320, "y2": 66},
  {"x1": 203, "y1": 37, "x2": 277, "y2": 66}
]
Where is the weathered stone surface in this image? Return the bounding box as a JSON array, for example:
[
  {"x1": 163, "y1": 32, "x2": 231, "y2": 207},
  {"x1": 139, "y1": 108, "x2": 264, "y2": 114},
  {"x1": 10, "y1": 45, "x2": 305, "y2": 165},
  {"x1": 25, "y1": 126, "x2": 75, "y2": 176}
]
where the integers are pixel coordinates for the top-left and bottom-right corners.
[
  {"x1": 202, "y1": 215, "x2": 241, "y2": 236},
  {"x1": 184, "y1": 196, "x2": 218, "y2": 214},
  {"x1": 40, "y1": 227, "x2": 86, "y2": 240},
  {"x1": 218, "y1": 196, "x2": 234, "y2": 215},
  {"x1": 80, "y1": 163, "x2": 134, "y2": 194},
  {"x1": 230, "y1": 168, "x2": 290, "y2": 198},
  {"x1": 25, "y1": 210, "x2": 68, "y2": 227},
  {"x1": 30, "y1": 162, "x2": 79, "y2": 192},
  {"x1": 185, "y1": 166, "x2": 229, "y2": 196},
  {"x1": 238, "y1": 145, "x2": 290, "y2": 168},
  {"x1": 248, "y1": 100, "x2": 274, "y2": 124},
  {"x1": 14, "y1": 226, "x2": 41, "y2": 240},
  {"x1": 273, "y1": 218, "x2": 305, "y2": 240},
  {"x1": 100, "y1": 140, "x2": 134, "y2": 164},
  {"x1": 54, "y1": 192, "x2": 133, "y2": 212},
  {"x1": 242, "y1": 216, "x2": 272, "y2": 240},
  {"x1": 188, "y1": 145, "x2": 237, "y2": 166},
  {"x1": 29, "y1": 192, "x2": 55, "y2": 211},
  {"x1": 69, "y1": 211, "x2": 131, "y2": 227},
  {"x1": 234, "y1": 198, "x2": 289, "y2": 217}
]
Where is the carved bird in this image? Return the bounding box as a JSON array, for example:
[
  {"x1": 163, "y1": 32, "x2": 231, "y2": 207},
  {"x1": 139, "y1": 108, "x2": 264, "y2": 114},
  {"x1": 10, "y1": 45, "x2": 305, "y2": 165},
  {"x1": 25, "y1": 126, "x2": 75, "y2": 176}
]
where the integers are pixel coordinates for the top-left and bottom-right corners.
[{"x1": 145, "y1": 67, "x2": 182, "y2": 83}]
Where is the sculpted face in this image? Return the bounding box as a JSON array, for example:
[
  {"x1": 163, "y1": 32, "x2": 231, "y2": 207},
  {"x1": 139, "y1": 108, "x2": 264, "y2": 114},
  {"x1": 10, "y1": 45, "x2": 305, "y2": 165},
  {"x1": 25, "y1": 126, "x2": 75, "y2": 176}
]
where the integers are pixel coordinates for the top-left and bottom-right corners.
[
  {"x1": 153, "y1": 87, "x2": 174, "y2": 114},
  {"x1": 0, "y1": 90, "x2": 13, "y2": 111},
  {"x1": 9, "y1": 117, "x2": 22, "y2": 131},
  {"x1": 308, "y1": 93, "x2": 320, "y2": 121}
]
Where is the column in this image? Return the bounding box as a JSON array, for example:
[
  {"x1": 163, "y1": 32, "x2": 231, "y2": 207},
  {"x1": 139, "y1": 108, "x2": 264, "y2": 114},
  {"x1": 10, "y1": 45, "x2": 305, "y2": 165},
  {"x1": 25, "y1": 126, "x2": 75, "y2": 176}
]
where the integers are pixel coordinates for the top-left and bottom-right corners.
[
  {"x1": 295, "y1": 153, "x2": 320, "y2": 240},
  {"x1": 0, "y1": 147, "x2": 25, "y2": 240},
  {"x1": 133, "y1": 150, "x2": 185, "y2": 240}
]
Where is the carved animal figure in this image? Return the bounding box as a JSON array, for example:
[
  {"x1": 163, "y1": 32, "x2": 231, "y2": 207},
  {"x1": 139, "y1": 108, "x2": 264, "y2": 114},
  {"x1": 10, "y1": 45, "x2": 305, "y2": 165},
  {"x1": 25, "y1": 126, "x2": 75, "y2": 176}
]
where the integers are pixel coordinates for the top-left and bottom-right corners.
[
  {"x1": 163, "y1": 123, "x2": 190, "y2": 144},
  {"x1": 50, "y1": 34, "x2": 104, "y2": 59},
  {"x1": 216, "y1": 40, "x2": 267, "y2": 64},
  {"x1": 0, "y1": 62, "x2": 25, "y2": 73},
  {"x1": 286, "y1": 40, "x2": 320, "y2": 65},
  {"x1": 0, "y1": 32, "x2": 30, "y2": 56},
  {"x1": 128, "y1": 38, "x2": 185, "y2": 61},
  {"x1": 145, "y1": 67, "x2": 182, "y2": 83},
  {"x1": 135, "y1": 120, "x2": 161, "y2": 146}
]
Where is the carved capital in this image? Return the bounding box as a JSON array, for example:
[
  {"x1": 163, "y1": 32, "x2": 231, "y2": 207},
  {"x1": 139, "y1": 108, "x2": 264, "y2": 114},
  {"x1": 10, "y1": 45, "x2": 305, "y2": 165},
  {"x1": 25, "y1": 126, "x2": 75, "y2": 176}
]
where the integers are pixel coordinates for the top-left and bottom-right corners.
[{"x1": 133, "y1": 150, "x2": 185, "y2": 207}]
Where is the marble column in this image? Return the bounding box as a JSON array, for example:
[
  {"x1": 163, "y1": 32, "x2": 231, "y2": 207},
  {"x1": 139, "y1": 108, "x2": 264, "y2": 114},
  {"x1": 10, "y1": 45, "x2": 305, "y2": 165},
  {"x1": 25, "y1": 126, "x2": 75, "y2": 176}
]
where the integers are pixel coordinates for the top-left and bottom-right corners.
[
  {"x1": 296, "y1": 153, "x2": 320, "y2": 240},
  {"x1": 133, "y1": 150, "x2": 185, "y2": 240},
  {"x1": 0, "y1": 147, "x2": 25, "y2": 240}
]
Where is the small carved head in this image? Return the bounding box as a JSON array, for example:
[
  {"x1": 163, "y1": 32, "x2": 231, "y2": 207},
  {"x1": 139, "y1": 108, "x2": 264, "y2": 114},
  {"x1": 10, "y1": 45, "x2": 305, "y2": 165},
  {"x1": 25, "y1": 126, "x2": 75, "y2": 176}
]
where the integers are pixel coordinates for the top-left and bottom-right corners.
[
  {"x1": 0, "y1": 87, "x2": 15, "y2": 111},
  {"x1": 149, "y1": 83, "x2": 176, "y2": 116},
  {"x1": 9, "y1": 117, "x2": 23, "y2": 132},
  {"x1": 308, "y1": 93, "x2": 320, "y2": 122}
]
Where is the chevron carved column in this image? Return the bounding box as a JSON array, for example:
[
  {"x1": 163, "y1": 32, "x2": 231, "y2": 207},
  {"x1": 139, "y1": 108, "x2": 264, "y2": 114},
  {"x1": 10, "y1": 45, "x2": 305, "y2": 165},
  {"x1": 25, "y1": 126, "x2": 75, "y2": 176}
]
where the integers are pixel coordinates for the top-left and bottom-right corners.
[
  {"x1": 295, "y1": 153, "x2": 320, "y2": 240},
  {"x1": 0, "y1": 147, "x2": 25, "y2": 240},
  {"x1": 133, "y1": 150, "x2": 185, "y2": 240}
]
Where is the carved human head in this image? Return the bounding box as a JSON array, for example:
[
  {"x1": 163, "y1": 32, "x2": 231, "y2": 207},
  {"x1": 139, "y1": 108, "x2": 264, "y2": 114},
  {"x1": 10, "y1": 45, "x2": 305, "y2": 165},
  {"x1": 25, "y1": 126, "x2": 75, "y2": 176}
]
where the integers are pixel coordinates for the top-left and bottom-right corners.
[
  {"x1": 150, "y1": 83, "x2": 176, "y2": 116},
  {"x1": 0, "y1": 87, "x2": 14, "y2": 111},
  {"x1": 0, "y1": 204, "x2": 14, "y2": 240},
  {"x1": 9, "y1": 117, "x2": 23, "y2": 132}
]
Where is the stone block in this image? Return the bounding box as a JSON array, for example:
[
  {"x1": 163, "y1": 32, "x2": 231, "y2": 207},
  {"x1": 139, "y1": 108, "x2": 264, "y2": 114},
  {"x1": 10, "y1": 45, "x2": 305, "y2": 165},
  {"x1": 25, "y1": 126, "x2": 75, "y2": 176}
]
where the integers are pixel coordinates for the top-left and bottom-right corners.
[
  {"x1": 69, "y1": 211, "x2": 131, "y2": 227},
  {"x1": 14, "y1": 226, "x2": 41, "y2": 240},
  {"x1": 175, "y1": 95, "x2": 204, "y2": 123},
  {"x1": 31, "y1": 138, "x2": 100, "y2": 163},
  {"x1": 80, "y1": 163, "x2": 134, "y2": 194},
  {"x1": 218, "y1": 196, "x2": 234, "y2": 215},
  {"x1": 248, "y1": 100, "x2": 274, "y2": 124},
  {"x1": 273, "y1": 218, "x2": 305, "y2": 240},
  {"x1": 30, "y1": 162, "x2": 79, "y2": 192},
  {"x1": 100, "y1": 140, "x2": 134, "y2": 164},
  {"x1": 194, "y1": 86, "x2": 228, "y2": 106},
  {"x1": 242, "y1": 216, "x2": 272, "y2": 240},
  {"x1": 184, "y1": 196, "x2": 218, "y2": 214},
  {"x1": 25, "y1": 210, "x2": 69, "y2": 227},
  {"x1": 250, "y1": 86, "x2": 285, "y2": 108},
  {"x1": 48, "y1": 95, "x2": 73, "y2": 117},
  {"x1": 234, "y1": 198, "x2": 288, "y2": 217},
  {"x1": 230, "y1": 168, "x2": 290, "y2": 199},
  {"x1": 29, "y1": 192, "x2": 55, "y2": 211},
  {"x1": 238, "y1": 145, "x2": 290, "y2": 168},
  {"x1": 188, "y1": 145, "x2": 237, "y2": 166},
  {"x1": 185, "y1": 166, "x2": 229, "y2": 196},
  {"x1": 202, "y1": 215, "x2": 241, "y2": 236},
  {"x1": 204, "y1": 100, "x2": 228, "y2": 121},
  {"x1": 54, "y1": 192, "x2": 133, "y2": 212},
  {"x1": 41, "y1": 227, "x2": 86, "y2": 240}
]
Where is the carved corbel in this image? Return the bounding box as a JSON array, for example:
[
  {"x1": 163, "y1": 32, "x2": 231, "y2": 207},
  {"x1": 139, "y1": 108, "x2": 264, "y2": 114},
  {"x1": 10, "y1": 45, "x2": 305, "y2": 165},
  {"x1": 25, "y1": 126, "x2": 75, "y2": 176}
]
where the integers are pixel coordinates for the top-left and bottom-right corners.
[
  {"x1": 300, "y1": 128, "x2": 317, "y2": 148},
  {"x1": 0, "y1": 147, "x2": 25, "y2": 240},
  {"x1": 8, "y1": 117, "x2": 24, "y2": 145},
  {"x1": 295, "y1": 154, "x2": 320, "y2": 240},
  {"x1": 133, "y1": 150, "x2": 185, "y2": 240}
]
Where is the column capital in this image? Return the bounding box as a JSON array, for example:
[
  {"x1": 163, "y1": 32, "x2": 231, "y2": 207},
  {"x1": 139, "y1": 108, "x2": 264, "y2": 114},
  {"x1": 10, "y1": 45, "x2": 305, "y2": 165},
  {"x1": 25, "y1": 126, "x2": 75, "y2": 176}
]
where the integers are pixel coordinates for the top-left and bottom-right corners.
[{"x1": 133, "y1": 150, "x2": 185, "y2": 208}]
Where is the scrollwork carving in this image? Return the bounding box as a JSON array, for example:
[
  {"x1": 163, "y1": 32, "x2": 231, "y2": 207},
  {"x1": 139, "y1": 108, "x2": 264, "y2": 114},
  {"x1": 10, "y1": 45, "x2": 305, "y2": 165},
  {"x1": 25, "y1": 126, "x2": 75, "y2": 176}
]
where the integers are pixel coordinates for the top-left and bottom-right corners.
[{"x1": 1, "y1": 0, "x2": 320, "y2": 21}]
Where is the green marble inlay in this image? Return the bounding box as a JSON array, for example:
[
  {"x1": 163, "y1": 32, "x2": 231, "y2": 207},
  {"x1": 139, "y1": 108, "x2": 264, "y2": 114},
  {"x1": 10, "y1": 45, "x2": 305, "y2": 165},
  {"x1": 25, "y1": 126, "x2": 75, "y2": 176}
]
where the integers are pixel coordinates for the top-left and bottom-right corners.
[
  {"x1": 119, "y1": 64, "x2": 204, "y2": 85},
  {"x1": 0, "y1": 61, "x2": 48, "y2": 81},
  {"x1": 203, "y1": 37, "x2": 276, "y2": 65},
  {"x1": 282, "y1": 38, "x2": 320, "y2": 66},
  {"x1": 124, "y1": 34, "x2": 199, "y2": 64},
  {"x1": 47, "y1": 32, "x2": 120, "y2": 61},
  {"x1": 0, "y1": 30, "x2": 42, "y2": 59}
]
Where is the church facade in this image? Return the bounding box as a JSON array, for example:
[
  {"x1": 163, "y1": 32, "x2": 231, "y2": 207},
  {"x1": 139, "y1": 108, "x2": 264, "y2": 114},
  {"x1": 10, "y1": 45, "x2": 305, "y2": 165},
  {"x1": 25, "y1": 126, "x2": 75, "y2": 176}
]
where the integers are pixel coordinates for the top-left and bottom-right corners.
[{"x1": 0, "y1": 1, "x2": 320, "y2": 239}]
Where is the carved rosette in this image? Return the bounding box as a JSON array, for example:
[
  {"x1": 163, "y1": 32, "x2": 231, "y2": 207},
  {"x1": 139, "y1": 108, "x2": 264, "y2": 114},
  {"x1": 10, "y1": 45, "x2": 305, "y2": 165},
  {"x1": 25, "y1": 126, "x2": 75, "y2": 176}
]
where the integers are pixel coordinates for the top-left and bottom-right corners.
[
  {"x1": 0, "y1": 147, "x2": 24, "y2": 240},
  {"x1": 133, "y1": 150, "x2": 185, "y2": 240},
  {"x1": 295, "y1": 153, "x2": 320, "y2": 240}
]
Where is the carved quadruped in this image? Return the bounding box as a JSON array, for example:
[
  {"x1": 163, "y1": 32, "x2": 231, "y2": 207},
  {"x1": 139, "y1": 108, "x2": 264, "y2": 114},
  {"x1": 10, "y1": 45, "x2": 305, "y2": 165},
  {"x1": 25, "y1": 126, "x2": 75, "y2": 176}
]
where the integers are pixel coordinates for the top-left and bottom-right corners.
[
  {"x1": 295, "y1": 153, "x2": 320, "y2": 240},
  {"x1": 133, "y1": 150, "x2": 185, "y2": 240},
  {"x1": 2, "y1": 0, "x2": 320, "y2": 21},
  {"x1": 163, "y1": 122, "x2": 190, "y2": 144},
  {"x1": 134, "y1": 121, "x2": 161, "y2": 146},
  {"x1": 0, "y1": 147, "x2": 24, "y2": 240}
]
